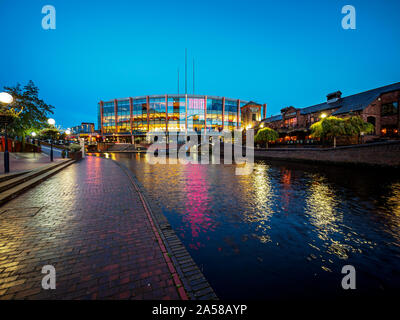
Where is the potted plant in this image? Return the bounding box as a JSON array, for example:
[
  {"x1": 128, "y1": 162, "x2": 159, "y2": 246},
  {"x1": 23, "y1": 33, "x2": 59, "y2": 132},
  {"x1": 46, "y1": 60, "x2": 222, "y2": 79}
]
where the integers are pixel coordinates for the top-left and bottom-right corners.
[{"x1": 68, "y1": 143, "x2": 82, "y2": 160}]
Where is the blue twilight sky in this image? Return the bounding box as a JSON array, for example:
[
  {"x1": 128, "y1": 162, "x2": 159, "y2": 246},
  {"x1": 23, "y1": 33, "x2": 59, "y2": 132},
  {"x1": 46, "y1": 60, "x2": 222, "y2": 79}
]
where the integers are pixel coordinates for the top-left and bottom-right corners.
[{"x1": 0, "y1": 0, "x2": 399, "y2": 129}]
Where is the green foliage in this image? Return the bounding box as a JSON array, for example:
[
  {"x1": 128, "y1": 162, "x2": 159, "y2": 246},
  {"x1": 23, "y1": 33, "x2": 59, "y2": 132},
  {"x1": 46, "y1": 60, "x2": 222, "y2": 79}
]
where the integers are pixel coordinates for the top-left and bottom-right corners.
[
  {"x1": 254, "y1": 127, "x2": 279, "y2": 144},
  {"x1": 39, "y1": 127, "x2": 60, "y2": 139},
  {"x1": 310, "y1": 116, "x2": 346, "y2": 138},
  {"x1": 311, "y1": 116, "x2": 374, "y2": 139},
  {"x1": 0, "y1": 104, "x2": 21, "y2": 120},
  {"x1": 2, "y1": 80, "x2": 54, "y2": 137},
  {"x1": 69, "y1": 143, "x2": 81, "y2": 152},
  {"x1": 345, "y1": 116, "x2": 375, "y2": 135}
]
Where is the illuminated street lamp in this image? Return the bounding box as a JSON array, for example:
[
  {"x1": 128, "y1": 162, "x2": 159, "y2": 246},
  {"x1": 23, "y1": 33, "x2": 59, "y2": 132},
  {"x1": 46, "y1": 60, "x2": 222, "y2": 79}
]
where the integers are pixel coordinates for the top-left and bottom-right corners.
[
  {"x1": 0, "y1": 92, "x2": 13, "y2": 104},
  {"x1": 31, "y1": 131, "x2": 37, "y2": 146},
  {"x1": 0, "y1": 92, "x2": 14, "y2": 173},
  {"x1": 320, "y1": 113, "x2": 327, "y2": 119},
  {"x1": 47, "y1": 118, "x2": 55, "y2": 162},
  {"x1": 64, "y1": 129, "x2": 71, "y2": 158}
]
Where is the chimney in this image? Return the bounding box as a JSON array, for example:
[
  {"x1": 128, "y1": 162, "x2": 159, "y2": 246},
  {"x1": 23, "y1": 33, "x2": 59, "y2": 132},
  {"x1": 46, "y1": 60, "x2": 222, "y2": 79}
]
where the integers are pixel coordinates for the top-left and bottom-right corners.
[{"x1": 326, "y1": 91, "x2": 342, "y2": 104}]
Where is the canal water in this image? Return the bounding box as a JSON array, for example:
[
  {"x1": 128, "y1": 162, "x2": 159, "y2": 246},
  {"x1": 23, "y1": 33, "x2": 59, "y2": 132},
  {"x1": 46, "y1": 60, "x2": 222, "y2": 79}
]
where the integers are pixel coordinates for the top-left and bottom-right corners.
[{"x1": 109, "y1": 153, "x2": 400, "y2": 300}]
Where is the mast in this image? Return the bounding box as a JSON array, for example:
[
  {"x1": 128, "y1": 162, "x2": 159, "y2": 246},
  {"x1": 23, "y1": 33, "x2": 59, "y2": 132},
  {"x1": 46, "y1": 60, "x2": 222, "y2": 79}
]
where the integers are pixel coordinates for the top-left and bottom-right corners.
[
  {"x1": 185, "y1": 48, "x2": 187, "y2": 95},
  {"x1": 193, "y1": 58, "x2": 195, "y2": 95}
]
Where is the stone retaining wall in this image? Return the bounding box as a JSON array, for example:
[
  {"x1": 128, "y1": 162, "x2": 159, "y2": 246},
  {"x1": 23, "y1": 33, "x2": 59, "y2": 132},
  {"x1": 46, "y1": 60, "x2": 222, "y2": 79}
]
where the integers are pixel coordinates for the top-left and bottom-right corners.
[{"x1": 254, "y1": 141, "x2": 400, "y2": 167}]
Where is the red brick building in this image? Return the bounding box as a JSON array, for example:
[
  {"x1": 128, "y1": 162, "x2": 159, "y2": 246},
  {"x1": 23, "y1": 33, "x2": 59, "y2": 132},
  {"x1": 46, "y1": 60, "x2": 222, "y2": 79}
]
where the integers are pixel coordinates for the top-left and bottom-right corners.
[
  {"x1": 240, "y1": 101, "x2": 265, "y2": 129},
  {"x1": 261, "y1": 82, "x2": 400, "y2": 143}
]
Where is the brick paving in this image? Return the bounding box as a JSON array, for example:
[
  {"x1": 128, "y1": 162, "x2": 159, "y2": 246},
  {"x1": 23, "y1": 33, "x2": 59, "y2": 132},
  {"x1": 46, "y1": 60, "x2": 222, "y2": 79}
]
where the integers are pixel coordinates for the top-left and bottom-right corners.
[
  {"x1": 0, "y1": 152, "x2": 64, "y2": 174},
  {"x1": 0, "y1": 156, "x2": 182, "y2": 299}
]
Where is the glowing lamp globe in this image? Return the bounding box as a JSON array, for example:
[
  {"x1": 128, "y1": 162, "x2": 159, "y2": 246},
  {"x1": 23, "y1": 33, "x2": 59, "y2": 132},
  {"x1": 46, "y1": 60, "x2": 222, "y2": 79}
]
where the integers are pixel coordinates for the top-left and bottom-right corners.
[{"x1": 0, "y1": 92, "x2": 13, "y2": 104}]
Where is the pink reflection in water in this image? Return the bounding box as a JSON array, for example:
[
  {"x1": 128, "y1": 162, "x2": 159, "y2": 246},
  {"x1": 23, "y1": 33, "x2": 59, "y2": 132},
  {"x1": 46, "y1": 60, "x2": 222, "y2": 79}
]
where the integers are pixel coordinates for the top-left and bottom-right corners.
[{"x1": 181, "y1": 164, "x2": 216, "y2": 249}]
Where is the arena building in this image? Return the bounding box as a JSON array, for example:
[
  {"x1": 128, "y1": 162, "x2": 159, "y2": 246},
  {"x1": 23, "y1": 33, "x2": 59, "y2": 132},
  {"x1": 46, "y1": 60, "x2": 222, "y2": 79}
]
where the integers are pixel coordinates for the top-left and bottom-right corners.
[{"x1": 98, "y1": 94, "x2": 267, "y2": 143}]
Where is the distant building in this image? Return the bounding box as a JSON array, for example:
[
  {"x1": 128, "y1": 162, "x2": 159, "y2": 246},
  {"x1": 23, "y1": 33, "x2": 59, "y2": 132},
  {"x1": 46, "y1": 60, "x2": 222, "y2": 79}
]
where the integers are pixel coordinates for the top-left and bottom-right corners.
[
  {"x1": 261, "y1": 82, "x2": 400, "y2": 143},
  {"x1": 241, "y1": 101, "x2": 264, "y2": 130},
  {"x1": 70, "y1": 122, "x2": 97, "y2": 143},
  {"x1": 98, "y1": 94, "x2": 267, "y2": 143},
  {"x1": 71, "y1": 122, "x2": 95, "y2": 134}
]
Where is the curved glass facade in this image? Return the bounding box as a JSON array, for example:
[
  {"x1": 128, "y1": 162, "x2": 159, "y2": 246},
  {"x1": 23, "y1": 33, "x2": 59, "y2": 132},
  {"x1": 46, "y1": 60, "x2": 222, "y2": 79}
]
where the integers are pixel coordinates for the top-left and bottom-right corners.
[{"x1": 99, "y1": 94, "x2": 264, "y2": 138}]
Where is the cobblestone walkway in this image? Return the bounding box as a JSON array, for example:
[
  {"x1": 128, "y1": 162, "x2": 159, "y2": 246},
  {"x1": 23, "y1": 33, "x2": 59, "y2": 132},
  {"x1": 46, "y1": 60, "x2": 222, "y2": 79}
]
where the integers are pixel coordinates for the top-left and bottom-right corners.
[{"x1": 0, "y1": 156, "x2": 181, "y2": 299}]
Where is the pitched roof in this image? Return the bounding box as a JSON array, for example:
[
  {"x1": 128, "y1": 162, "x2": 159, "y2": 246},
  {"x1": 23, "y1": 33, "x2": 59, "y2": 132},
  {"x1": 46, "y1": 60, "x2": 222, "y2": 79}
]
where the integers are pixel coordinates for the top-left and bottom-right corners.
[
  {"x1": 332, "y1": 82, "x2": 400, "y2": 115},
  {"x1": 242, "y1": 101, "x2": 262, "y2": 107},
  {"x1": 261, "y1": 82, "x2": 400, "y2": 123},
  {"x1": 298, "y1": 82, "x2": 400, "y2": 116},
  {"x1": 264, "y1": 114, "x2": 282, "y2": 123},
  {"x1": 299, "y1": 102, "x2": 337, "y2": 115}
]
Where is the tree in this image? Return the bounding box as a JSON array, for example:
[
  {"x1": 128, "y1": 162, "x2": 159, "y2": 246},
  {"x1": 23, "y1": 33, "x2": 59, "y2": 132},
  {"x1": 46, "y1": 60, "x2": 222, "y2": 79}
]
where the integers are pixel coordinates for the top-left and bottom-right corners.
[
  {"x1": 311, "y1": 116, "x2": 374, "y2": 148},
  {"x1": 345, "y1": 116, "x2": 374, "y2": 136},
  {"x1": 2, "y1": 81, "x2": 55, "y2": 144},
  {"x1": 310, "y1": 116, "x2": 346, "y2": 148},
  {"x1": 39, "y1": 127, "x2": 60, "y2": 141},
  {"x1": 0, "y1": 103, "x2": 21, "y2": 122},
  {"x1": 254, "y1": 127, "x2": 279, "y2": 148}
]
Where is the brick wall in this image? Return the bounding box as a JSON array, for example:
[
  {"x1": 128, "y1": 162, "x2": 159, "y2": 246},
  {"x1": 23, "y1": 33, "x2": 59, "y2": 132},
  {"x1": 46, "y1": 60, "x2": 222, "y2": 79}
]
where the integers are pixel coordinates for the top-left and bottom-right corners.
[
  {"x1": 363, "y1": 90, "x2": 400, "y2": 135},
  {"x1": 254, "y1": 141, "x2": 400, "y2": 167}
]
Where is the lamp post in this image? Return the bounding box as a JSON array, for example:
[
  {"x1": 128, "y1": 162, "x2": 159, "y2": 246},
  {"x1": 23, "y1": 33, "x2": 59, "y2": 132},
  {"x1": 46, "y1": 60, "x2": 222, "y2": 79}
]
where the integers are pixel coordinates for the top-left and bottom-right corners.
[
  {"x1": 31, "y1": 132, "x2": 37, "y2": 155},
  {"x1": 0, "y1": 92, "x2": 14, "y2": 173},
  {"x1": 47, "y1": 118, "x2": 55, "y2": 162},
  {"x1": 65, "y1": 129, "x2": 71, "y2": 158},
  {"x1": 31, "y1": 131, "x2": 37, "y2": 144}
]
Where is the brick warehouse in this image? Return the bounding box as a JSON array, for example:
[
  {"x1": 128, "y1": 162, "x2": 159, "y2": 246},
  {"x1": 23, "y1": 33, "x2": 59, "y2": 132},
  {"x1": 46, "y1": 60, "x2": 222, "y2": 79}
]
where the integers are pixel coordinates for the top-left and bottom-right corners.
[{"x1": 261, "y1": 82, "x2": 400, "y2": 143}]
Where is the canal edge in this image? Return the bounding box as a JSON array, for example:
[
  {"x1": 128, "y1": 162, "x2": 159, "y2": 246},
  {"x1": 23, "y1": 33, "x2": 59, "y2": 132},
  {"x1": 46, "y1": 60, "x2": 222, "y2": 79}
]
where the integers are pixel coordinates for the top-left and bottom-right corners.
[{"x1": 111, "y1": 158, "x2": 218, "y2": 300}]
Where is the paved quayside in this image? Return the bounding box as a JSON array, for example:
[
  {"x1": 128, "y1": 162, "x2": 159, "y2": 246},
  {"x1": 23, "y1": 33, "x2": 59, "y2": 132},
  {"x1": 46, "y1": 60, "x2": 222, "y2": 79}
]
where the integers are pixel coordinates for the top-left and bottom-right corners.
[
  {"x1": 0, "y1": 152, "x2": 65, "y2": 174},
  {"x1": 0, "y1": 156, "x2": 215, "y2": 299}
]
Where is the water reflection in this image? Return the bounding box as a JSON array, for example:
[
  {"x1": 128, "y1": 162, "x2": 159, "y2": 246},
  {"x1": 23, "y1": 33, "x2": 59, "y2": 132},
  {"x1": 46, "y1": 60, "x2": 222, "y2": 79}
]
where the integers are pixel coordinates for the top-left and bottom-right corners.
[
  {"x1": 306, "y1": 174, "x2": 341, "y2": 238},
  {"x1": 245, "y1": 164, "x2": 274, "y2": 243},
  {"x1": 386, "y1": 182, "x2": 400, "y2": 217},
  {"x1": 305, "y1": 174, "x2": 364, "y2": 260},
  {"x1": 280, "y1": 168, "x2": 292, "y2": 212},
  {"x1": 90, "y1": 153, "x2": 400, "y2": 299},
  {"x1": 182, "y1": 164, "x2": 215, "y2": 249}
]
